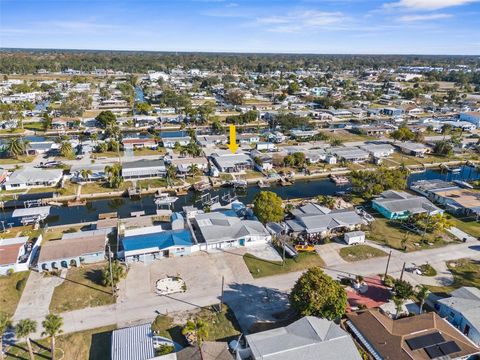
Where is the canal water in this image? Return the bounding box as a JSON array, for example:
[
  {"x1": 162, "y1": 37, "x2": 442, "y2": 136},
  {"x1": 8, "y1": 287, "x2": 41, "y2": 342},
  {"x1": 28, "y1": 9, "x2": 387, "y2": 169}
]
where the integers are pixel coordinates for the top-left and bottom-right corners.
[{"x1": 1, "y1": 166, "x2": 478, "y2": 227}]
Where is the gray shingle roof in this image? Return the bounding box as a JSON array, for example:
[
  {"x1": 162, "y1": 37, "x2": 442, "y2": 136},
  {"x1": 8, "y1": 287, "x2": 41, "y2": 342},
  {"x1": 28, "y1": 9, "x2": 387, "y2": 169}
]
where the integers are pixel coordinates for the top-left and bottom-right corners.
[
  {"x1": 438, "y1": 287, "x2": 480, "y2": 330},
  {"x1": 372, "y1": 190, "x2": 441, "y2": 214},
  {"x1": 246, "y1": 316, "x2": 361, "y2": 360},
  {"x1": 287, "y1": 210, "x2": 364, "y2": 234}
]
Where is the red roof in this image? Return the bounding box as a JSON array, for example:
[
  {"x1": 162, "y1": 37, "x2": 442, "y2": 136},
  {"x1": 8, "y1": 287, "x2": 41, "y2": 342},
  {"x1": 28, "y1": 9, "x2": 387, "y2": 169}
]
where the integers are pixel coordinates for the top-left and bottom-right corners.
[{"x1": 0, "y1": 243, "x2": 23, "y2": 265}]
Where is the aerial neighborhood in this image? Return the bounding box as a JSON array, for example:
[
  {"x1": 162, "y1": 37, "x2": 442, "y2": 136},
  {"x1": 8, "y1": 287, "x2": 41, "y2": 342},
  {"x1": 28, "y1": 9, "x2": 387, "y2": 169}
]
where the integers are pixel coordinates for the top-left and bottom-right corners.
[{"x1": 0, "y1": 49, "x2": 479, "y2": 360}]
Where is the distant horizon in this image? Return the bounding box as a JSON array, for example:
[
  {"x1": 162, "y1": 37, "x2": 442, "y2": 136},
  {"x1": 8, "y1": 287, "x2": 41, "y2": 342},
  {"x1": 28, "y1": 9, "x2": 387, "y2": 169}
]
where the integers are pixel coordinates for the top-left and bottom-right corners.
[
  {"x1": 1, "y1": 0, "x2": 479, "y2": 55},
  {"x1": 2, "y1": 47, "x2": 480, "y2": 57}
]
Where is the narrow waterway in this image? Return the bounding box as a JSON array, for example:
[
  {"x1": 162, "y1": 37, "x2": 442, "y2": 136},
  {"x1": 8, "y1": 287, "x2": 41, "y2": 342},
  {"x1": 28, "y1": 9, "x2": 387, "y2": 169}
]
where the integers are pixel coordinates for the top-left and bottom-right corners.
[{"x1": 0, "y1": 165, "x2": 478, "y2": 227}]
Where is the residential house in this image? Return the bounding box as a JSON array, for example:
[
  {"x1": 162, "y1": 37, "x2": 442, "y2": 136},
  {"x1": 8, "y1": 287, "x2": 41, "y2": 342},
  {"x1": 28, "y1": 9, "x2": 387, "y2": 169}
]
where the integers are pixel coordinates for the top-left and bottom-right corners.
[
  {"x1": 37, "y1": 229, "x2": 107, "y2": 272},
  {"x1": 255, "y1": 142, "x2": 276, "y2": 152},
  {"x1": 267, "y1": 131, "x2": 287, "y2": 143},
  {"x1": 121, "y1": 159, "x2": 166, "y2": 180},
  {"x1": 360, "y1": 143, "x2": 395, "y2": 158},
  {"x1": 171, "y1": 157, "x2": 208, "y2": 176},
  {"x1": 395, "y1": 142, "x2": 430, "y2": 157},
  {"x1": 250, "y1": 150, "x2": 273, "y2": 172},
  {"x1": 383, "y1": 107, "x2": 404, "y2": 117},
  {"x1": 3, "y1": 168, "x2": 63, "y2": 190},
  {"x1": 0, "y1": 236, "x2": 37, "y2": 275},
  {"x1": 328, "y1": 146, "x2": 370, "y2": 163},
  {"x1": 211, "y1": 153, "x2": 254, "y2": 173},
  {"x1": 346, "y1": 309, "x2": 480, "y2": 360},
  {"x1": 196, "y1": 135, "x2": 227, "y2": 148},
  {"x1": 51, "y1": 117, "x2": 80, "y2": 130},
  {"x1": 434, "y1": 287, "x2": 480, "y2": 346},
  {"x1": 70, "y1": 163, "x2": 107, "y2": 182},
  {"x1": 175, "y1": 342, "x2": 233, "y2": 360},
  {"x1": 27, "y1": 141, "x2": 55, "y2": 155},
  {"x1": 120, "y1": 225, "x2": 194, "y2": 263},
  {"x1": 162, "y1": 136, "x2": 191, "y2": 148},
  {"x1": 122, "y1": 137, "x2": 157, "y2": 150},
  {"x1": 189, "y1": 211, "x2": 271, "y2": 251},
  {"x1": 286, "y1": 204, "x2": 365, "y2": 239},
  {"x1": 372, "y1": 190, "x2": 442, "y2": 220},
  {"x1": 238, "y1": 133, "x2": 260, "y2": 144},
  {"x1": 411, "y1": 180, "x2": 480, "y2": 218},
  {"x1": 236, "y1": 316, "x2": 361, "y2": 360}
]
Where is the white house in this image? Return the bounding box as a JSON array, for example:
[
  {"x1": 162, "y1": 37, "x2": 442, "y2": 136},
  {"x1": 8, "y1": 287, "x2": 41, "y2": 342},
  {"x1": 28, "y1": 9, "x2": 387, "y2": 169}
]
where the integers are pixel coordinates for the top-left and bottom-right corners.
[
  {"x1": 3, "y1": 168, "x2": 63, "y2": 190},
  {"x1": 0, "y1": 236, "x2": 41, "y2": 275}
]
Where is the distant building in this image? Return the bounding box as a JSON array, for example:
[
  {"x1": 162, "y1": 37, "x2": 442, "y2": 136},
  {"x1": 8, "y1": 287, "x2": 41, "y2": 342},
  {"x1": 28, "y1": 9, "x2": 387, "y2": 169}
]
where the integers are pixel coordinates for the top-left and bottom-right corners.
[{"x1": 460, "y1": 112, "x2": 480, "y2": 127}]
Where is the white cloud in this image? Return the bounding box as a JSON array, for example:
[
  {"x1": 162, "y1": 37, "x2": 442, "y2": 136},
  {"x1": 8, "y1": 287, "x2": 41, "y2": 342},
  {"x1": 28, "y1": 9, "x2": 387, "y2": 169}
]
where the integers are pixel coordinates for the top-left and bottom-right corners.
[
  {"x1": 399, "y1": 13, "x2": 453, "y2": 21},
  {"x1": 385, "y1": 0, "x2": 478, "y2": 10},
  {"x1": 256, "y1": 10, "x2": 346, "y2": 33}
]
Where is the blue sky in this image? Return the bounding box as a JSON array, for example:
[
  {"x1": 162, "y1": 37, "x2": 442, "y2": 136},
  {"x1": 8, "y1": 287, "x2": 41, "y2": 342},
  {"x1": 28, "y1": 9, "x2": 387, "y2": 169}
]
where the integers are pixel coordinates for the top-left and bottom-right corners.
[{"x1": 1, "y1": 0, "x2": 479, "y2": 54}]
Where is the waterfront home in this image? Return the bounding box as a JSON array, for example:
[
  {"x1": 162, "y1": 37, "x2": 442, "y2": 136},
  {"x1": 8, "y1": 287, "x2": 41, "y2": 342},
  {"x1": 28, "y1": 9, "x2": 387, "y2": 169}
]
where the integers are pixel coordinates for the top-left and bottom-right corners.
[
  {"x1": 236, "y1": 316, "x2": 361, "y2": 360},
  {"x1": 37, "y1": 229, "x2": 107, "y2": 272},
  {"x1": 210, "y1": 152, "x2": 254, "y2": 173},
  {"x1": 346, "y1": 309, "x2": 480, "y2": 360},
  {"x1": 360, "y1": 143, "x2": 395, "y2": 158},
  {"x1": 189, "y1": 211, "x2": 271, "y2": 251},
  {"x1": 286, "y1": 206, "x2": 365, "y2": 239},
  {"x1": 327, "y1": 146, "x2": 370, "y2": 163},
  {"x1": 394, "y1": 141, "x2": 430, "y2": 157},
  {"x1": 27, "y1": 141, "x2": 55, "y2": 155},
  {"x1": 411, "y1": 180, "x2": 480, "y2": 218},
  {"x1": 238, "y1": 133, "x2": 261, "y2": 144},
  {"x1": 121, "y1": 159, "x2": 166, "y2": 180},
  {"x1": 196, "y1": 134, "x2": 227, "y2": 148},
  {"x1": 290, "y1": 129, "x2": 318, "y2": 139},
  {"x1": 162, "y1": 136, "x2": 191, "y2": 148},
  {"x1": 70, "y1": 163, "x2": 107, "y2": 182},
  {"x1": 122, "y1": 137, "x2": 157, "y2": 150},
  {"x1": 111, "y1": 323, "x2": 157, "y2": 360},
  {"x1": 434, "y1": 287, "x2": 480, "y2": 346},
  {"x1": 133, "y1": 116, "x2": 158, "y2": 127},
  {"x1": 0, "y1": 236, "x2": 37, "y2": 275},
  {"x1": 119, "y1": 225, "x2": 194, "y2": 263},
  {"x1": 175, "y1": 342, "x2": 233, "y2": 360},
  {"x1": 171, "y1": 157, "x2": 208, "y2": 176},
  {"x1": 372, "y1": 190, "x2": 442, "y2": 220},
  {"x1": 51, "y1": 117, "x2": 80, "y2": 130},
  {"x1": 3, "y1": 168, "x2": 63, "y2": 190},
  {"x1": 250, "y1": 150, "x2": 273, "y2": 172},
  {"x1": 255, "y1": 142, "x2": 276, "y2": 152}
]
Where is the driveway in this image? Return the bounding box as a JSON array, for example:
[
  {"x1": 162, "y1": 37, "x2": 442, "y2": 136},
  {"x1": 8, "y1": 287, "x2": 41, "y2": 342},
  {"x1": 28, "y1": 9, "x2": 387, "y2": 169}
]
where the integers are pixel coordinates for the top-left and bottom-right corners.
[{"x1": 13, "y1": 270, "x2": 66, "y2": 322}]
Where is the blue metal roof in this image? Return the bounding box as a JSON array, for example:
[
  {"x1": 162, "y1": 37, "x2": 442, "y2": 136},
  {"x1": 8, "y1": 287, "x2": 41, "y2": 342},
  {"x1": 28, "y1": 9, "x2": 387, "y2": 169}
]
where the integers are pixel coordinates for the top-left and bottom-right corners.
[{"x1": 122, "y1": 229, "x2": 193, "y2": 252}]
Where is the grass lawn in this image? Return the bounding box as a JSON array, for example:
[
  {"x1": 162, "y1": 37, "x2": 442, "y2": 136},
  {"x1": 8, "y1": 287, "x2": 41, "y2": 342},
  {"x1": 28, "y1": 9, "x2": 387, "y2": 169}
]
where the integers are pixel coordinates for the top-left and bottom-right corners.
[
  {"x1": 133, "y1": 147, "x2": 166, "y2": 156},
  {"x1": 137, "y1": 178, "x2": 169, "y2": 188},
  {"x1": 42, "y1": 225, "x2": 84, "y2": 242},
  {"x1": 151, "y1": 305, "x2": 241, "y2": 347},
  {"x1": 419, "y1": 263, "x2": 437, "y2": 277},
  {"x1": 428, "y1": 259, "x2": 480, "y2": 294},
  {"x1": 49, "y1": 263, "x2": 115, "y2": 313},
  {"x1": 0, "y1": 271, "x2": 30, "y2": 316},
  {"x1": 366, "y1": 215, "x2": 452, "y2": 252},
  {"x1": 243, "y1": 251, "x2": 325, "y2": 279},
  {"x1": 319, "y1": 129, "x2": 375, "y2": 142},
  {"x1": 62, "y1": 180, "x2": 132, "y2": 195},
  {"x1": 5, "y1": 325, "x2": 116, "y2": 360},
  {"x1": 91, "y1": 151, "x2": 125, "y2": 159},
  {"x1": 24, "y1": 122, "x2": 45, "y2": 131},
  {"x1": 447, "y1": 215, "x2": 480, "y2": 238},
  {"x1": 0, "y1": 128, "x2": 26, "y2": 135},
  {"x1": 338, "y1": 245, "x2": 387, "y2": 262},
  {"x1": 0, "y1": 155, "x2": 35, "y2": 164}
]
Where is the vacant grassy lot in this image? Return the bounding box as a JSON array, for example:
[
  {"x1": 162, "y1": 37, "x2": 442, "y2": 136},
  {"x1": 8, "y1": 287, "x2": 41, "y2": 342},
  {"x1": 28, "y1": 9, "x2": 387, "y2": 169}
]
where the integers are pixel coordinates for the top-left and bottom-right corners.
[
  {"x1": 49, "y1": 263, "x2": 115, "y2": 313},
  {"x1": 0, "y1": 155, "x2": 35, "y2": 165},
  {"x1": 133, "y1": 147, "x2": 166, "y2": 156},
  {"x1": 243, "y1": 251, "x2": 325, "y2": 278},
  {"x1": 6, "y1": 325, "x2": 115, "y2": 360},
  {"x1": 62, "y1": 180, "x2": 132, "y2": 195},
  {"x1": 319, "y1": 129, "x2": 375, "y2": 143},
  {"x1": 366, "y1": 215, "x2": 452, "y2": 252},
  {"x1": 0, "y1": 271, "x2": 30, "y2": 316},
  {"x1": 24, "y1": 122, "x2": 45, "y2": 131},
  {"x1": 339, "y1": 245, "x2": 387, "y2": 262},
  {"x1": 428, "y1": 259, "x2": 480, "y2": 294},
  {"x1": 152, "y1": 305, "x2": 241, "y2": 346},
  {"x1": 447, "y1": 215, "x2": 480, "y2": 238}
]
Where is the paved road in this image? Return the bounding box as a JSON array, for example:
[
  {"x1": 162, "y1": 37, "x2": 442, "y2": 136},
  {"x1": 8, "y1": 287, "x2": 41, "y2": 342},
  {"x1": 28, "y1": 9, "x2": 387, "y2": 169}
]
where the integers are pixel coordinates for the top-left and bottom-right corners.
[{"x1": 18, "y1": 239, "x2": 480, "y2": 339}]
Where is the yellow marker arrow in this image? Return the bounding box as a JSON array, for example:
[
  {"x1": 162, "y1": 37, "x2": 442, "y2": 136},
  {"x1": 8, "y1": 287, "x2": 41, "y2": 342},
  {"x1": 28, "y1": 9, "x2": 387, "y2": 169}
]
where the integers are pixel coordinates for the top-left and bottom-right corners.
[{"x1": 228, "y1": 124, "x2": 239, "y2": 153}]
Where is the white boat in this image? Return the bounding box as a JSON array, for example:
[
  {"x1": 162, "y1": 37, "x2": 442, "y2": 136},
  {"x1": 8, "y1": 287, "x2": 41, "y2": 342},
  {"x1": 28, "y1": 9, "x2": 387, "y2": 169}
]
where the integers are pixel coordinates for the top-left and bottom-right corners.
[{"x1": 154, "y1": 192, "x2": 179, "y2": 205}]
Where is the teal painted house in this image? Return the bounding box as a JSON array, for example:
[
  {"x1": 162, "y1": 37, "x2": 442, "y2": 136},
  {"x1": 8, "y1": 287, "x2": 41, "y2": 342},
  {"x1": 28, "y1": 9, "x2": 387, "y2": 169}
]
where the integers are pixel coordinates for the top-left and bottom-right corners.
[{"x1": 372, "y1": 190, "x2": 442, "y2": 220}]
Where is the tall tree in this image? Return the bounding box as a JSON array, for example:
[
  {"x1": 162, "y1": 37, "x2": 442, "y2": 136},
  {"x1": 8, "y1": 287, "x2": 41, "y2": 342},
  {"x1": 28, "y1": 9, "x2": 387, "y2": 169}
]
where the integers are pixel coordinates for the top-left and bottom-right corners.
[
  {"x1": 416, "y1": 285, "x2": 430, "y2": 314},
  {"x1": 290, "y1": 267, "x2": 347, "y2": 320},
  {"x1": 41, "y1": 314, "x2": 63, "y2": 360},
  {"x1": 104, "y1": 164, "x2": 123, "y2": 189},
  {"x1": 15, "y1": 319, "x2": 37, "y2": 360},
  {"x1": 252, "y1": 191, "x2": 284, "y2": 224},
  {"x1": 102, "y1": 260, "x2": 126, "y2": 287},
  {"x1": 6, "y1": 137, "x2": 26, "y2": 159},
  {"x1": 80, "y1": 169, "x2": 92, "y2": 182},
  {"x1": 95, "y1": 111, "x2": 117, "y2": 128},
  {"x1": 182, "y1": 320, "x2": 208, "y2": 346}
]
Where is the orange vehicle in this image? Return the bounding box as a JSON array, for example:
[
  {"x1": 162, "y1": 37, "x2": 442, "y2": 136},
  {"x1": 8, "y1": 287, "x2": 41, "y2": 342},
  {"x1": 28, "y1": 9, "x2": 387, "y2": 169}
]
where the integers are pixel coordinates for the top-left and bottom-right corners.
[{"x1": 295, "y1": 244, "x2": 315, "y2": 252}]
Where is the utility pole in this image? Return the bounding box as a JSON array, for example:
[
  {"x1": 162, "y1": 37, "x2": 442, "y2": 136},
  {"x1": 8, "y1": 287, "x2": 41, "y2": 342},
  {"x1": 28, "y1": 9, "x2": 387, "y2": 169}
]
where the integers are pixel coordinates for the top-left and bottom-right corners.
[
  {"x1": 108, "y1": 243, "x2": 115, "y2": 297},
  {"x1": 384, "y1": 250, "x2": 392, "y2": 280},
  {"x1": 220, "y1": 276, "x2": 224, "y2": 312},
  {"x1": 399, "y1": 262, "x2": 406, "y2": 281}
]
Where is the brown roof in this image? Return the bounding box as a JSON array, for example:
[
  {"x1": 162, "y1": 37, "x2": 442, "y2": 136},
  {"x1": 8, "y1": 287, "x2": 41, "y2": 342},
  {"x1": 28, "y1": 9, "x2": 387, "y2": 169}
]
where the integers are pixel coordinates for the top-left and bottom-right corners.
[
  {"x1": 346, "y1": 309, "x2": 480, "y2": 360},
  {"x1": 38, "y1": 233, "x2": 106, "y2": 263},
  {"x1": 176, "y1": 342, "x2": 233, "y2": 360},
  {"x1": 0, "y1": 243, "x2": 23, "y2": 265}
]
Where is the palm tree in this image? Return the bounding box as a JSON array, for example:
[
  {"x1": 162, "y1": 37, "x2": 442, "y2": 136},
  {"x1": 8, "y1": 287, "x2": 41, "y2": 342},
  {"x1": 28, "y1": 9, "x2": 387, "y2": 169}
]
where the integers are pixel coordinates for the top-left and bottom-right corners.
[
  {"x1": 15, "y1": 319, "x2": 37, "y2": 360},
  {"x1": 102, "y1": 260, "x2": 126, "y2": 287},
  {"x1": 416, "y1": 285, "x2": 430, "y2": 314},
  {"x1": 189, "y1": 164, "x2": 200, "y2": 179},
  {"x1": 41, "y1": 314, "x2": 63, "y2": 360},
  {"x1": 316, "y1": 195, "x2": 336, "y2": 209},
  {"x1": 166, "y1": 165, "x2": 177, "y2": 186},
  {"x1": 80, "y1": 169, "x2": 92, "y2": 182},
  {"x1": 6, "y1": 137, "x2": 25, "y2": 159},
  {"x1": 182, "y1": 319, "x2": 208, "y2": 345},
  {"x1": 104, "y1": 164, "x2": 123, "y2": 189},
  {"x1": 393, "y1": 296, "x2": 405, "y2": 319},
  {"x1": 60, "y1": 141, "x2": 73, "y2": 158},
  {"x1": 0, "y1": 312, "x2": 12, "y2": 360}
]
